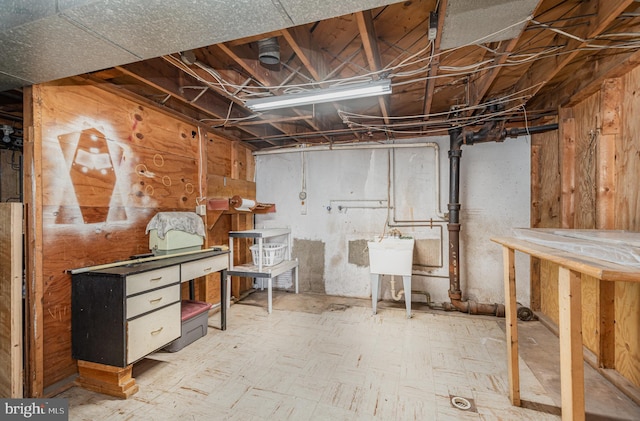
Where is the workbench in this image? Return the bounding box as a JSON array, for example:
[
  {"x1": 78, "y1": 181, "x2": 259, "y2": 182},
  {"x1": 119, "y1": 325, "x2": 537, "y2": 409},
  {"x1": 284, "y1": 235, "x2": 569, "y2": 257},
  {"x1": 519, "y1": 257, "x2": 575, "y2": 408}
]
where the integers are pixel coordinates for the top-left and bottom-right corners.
[
  {"x1": 492, "y1": 230, "x2": 640, "y2": 421},
  {"x1": 70, "y1": 248, "x2": 228, "y2": 397}
]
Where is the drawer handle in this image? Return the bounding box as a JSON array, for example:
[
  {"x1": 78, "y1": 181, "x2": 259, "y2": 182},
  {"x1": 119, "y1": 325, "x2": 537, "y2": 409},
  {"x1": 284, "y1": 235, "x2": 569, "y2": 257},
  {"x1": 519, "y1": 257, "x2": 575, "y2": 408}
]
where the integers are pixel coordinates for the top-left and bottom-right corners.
[
  {"x1": 203, "y1": 267, "x2": 212, "y2": 272},
  {"x1": 150, "y1": 276, "x2": 163, "y2": 282},
  {"x1": 150, "y1": 327, "x2": 163, "y2": 335},
  {"x1": 149, "y1": 297, "x2": 162, "y2": 304}
]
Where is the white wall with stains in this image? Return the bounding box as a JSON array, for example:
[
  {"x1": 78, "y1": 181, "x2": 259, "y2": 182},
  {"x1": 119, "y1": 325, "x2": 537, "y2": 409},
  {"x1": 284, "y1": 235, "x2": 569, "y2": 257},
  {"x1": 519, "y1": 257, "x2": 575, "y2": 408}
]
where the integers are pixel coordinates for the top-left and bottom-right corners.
[{"x1": 255, "y1": 135, "x2": 531, "y2": 306}]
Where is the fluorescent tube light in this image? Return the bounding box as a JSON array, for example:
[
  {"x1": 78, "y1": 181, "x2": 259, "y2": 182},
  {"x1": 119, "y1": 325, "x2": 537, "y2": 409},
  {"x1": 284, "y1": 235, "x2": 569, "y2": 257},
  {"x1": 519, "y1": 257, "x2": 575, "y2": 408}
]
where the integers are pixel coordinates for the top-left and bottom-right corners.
[{"x1": 245, "y1": 79, "x2": 391, "y2": 111}]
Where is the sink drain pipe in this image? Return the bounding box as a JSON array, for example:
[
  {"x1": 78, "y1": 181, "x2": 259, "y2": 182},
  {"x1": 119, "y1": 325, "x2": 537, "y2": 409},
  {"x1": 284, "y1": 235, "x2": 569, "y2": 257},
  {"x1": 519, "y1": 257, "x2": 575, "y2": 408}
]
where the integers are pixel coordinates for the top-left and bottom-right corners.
[{"x1": 443, "y1": 122, "x2": 558, "y2": 317}]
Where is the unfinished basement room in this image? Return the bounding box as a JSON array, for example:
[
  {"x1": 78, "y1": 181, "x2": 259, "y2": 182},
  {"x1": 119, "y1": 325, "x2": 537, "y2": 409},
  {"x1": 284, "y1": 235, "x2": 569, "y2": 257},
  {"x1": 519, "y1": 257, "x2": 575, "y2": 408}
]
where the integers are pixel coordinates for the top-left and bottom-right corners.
[{"x1": 2, "y1": 0, "x2": 640, "y2": 420}]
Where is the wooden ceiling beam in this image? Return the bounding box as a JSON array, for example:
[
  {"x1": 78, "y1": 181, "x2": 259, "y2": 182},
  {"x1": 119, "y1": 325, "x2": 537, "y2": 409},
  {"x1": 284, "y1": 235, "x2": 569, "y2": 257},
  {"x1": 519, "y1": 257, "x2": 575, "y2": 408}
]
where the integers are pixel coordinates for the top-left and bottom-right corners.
[
  {"x1": 356, "y1": 10, "x2": 390, "y2": 125},
  {"x1": 281, "y1": 26, "x2": 330, "y2": 83},
  {"x1": 217, "y1": 40, "x2": 333, "y2": 144},
  {"x1": 514, "y1": 0, "x2": 635, "y2": 109},
  {"x1": 422, "y1": 0, "x2": 447, "y2": 119},
  {"x1": 116, "y1": 60, "x2": 275, "y2": 142},
  {"x1": 532, "y1": 44, "x2": 640, "y2": 109},
  {"x1": 468, "y1": 38, "x2": 521, "y2": 110}
]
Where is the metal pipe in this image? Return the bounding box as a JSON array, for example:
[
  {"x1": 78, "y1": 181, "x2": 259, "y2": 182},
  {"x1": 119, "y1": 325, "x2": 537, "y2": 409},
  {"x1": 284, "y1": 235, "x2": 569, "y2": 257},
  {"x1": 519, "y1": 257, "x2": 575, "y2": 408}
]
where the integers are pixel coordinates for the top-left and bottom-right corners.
[
  {"x1": 447, "y1": 128, "x2": 463, "y2": 298},
  {"x1": 253, "y1": 141, "x2": 438, "y2": 154},
  {"x1": 255, "y1": 140, "x2": 447, "y2": 221},
  {"x1": 444, "y1": 123, "x2": 557, "y2": 317}
]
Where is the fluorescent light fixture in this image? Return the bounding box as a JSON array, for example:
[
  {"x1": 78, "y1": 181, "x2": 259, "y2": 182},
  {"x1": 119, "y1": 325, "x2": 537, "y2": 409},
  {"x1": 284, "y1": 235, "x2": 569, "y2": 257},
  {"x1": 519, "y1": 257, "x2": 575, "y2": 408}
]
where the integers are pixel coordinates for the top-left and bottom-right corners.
[{"x1": 245, "y1": 79, "x2": 391, "y2": 111}]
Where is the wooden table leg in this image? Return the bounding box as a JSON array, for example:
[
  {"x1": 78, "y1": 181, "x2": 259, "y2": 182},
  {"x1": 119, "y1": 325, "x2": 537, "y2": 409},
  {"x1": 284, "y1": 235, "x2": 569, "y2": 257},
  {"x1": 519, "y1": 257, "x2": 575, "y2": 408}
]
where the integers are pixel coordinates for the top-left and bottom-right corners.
[
  {"x1": 558, "y1": 267, "x2": 585, "y2": 420},
  {"x1": 503, "y1": 246, "x2": 520, "y2": 406},
  {"x1": 220, "y1": 269, "x2": 227, "y2": 331}
]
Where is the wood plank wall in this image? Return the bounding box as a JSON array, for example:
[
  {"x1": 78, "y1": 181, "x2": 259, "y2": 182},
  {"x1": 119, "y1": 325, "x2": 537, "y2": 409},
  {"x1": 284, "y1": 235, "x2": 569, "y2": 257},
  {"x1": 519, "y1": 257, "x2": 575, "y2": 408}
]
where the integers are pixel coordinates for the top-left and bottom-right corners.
[
  {"x1": 531, "y1": 66, "x2": 640, "y2": 388},
  {"x1": 23, "y1": 79, "x2": 256, "y2": 396}
]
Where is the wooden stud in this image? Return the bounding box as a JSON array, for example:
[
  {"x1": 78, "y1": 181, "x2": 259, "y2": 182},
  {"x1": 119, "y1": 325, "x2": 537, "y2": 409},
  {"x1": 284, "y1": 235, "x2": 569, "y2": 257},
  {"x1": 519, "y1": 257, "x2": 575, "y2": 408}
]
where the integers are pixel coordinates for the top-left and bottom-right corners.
[
  {"x1": 597, "y1": 78, "x2": 620, "y2": 230},
  {"x1": 596, "y1": 78, "x2": 619, "y2": 371},
  {"x1": 559, "y1": 108, "x2": 576, "y2": 229},
  {"x1": 23, "y1": 85, "x2": 45, "y2": 397},
  {"x1": 530, "y1": 144, "x2": 542, "y2": 312},
  {"x1": 503, "y1": 246, "x2": 520, "y2": 406},
  {"x1": 558, "y1": 267, "x2": 585, "y2": 420}
]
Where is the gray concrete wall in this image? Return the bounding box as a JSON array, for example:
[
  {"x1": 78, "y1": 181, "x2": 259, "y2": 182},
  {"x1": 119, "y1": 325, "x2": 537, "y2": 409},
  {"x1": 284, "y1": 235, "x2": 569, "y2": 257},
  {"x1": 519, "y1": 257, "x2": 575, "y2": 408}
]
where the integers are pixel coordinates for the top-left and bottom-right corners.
[{"x1": 255, "y1": 136, "x2": 531, "y2": 306}]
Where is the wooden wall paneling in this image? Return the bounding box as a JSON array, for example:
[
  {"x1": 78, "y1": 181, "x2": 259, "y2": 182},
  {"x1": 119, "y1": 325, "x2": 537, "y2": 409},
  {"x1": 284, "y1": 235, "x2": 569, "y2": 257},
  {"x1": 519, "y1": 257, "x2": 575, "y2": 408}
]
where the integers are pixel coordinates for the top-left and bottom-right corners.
[
  {"x1": 37, "y1": 83, "x2": 204, "y2": 388},
  {"x1": 530, "y1": 144, "x2": 541, "y2": 311},
  {"x1": 572, "y1": 93, "x2": 599, "y2": 230},
  {"x1": 207, "y1": 175, "x2": 256, "y2": 199},
  {"x1": 0, "y1": 203, "x2": 23, "y2": 398},
  {"x1": 614, "y1": 66, "x2": 640, "y2": 387},
  {"x1": 615, "y1": 282, "x2": 640, "y2": 387},
  {"x1": 530, "y1": 126, "x2": 560, "y2": 312},
  {"x1": 230, "y1": 213, "x2": 254, "y2": 300},
  {"x1": 23, "y1": 85, "x2": 45, "y2": 397},
  {"x1": 597, "y1": 79, "x2": 620, "y2": 229},
  {"x1": 559, "y1": 108, "x2": 576, "y2": 229},
  {"x1": 540, "y1": 260, "x2": 560, "y2": 325},
  {"x1": 581, "y1": 275, "x2": 599, "y2": 354},
  {"x1": 570, "y1": 94, "x2": 602, "y2": 358},
  {"x1": 618, "y1": 68, "x2": 640, "y2": 231},
  {"x1": 30, "y1": 79, "x2": 231, "y2": 391},
  {"x1": 231, "y1": 141, "x2": 243, "y2": 180},
  {"x1": 206, "y1": 214, "x2": 232, "y2": 304},
  {"x1": 596, "y1": 78, "x2": 621, "y2": 370},
  {"x1": 206, "y1": 134, "x2": 232, "y2": 177}
]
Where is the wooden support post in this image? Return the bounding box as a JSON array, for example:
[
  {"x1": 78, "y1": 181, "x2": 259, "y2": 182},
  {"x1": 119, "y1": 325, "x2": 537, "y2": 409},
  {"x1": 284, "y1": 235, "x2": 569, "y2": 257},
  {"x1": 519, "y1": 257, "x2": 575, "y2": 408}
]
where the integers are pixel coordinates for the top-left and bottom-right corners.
[
  {"x1": 558, "y1": 267, "x2": 585, "y2": 420},
  {"x1": 530, "y1": 144, "x2": 541, "y2": 312},
  {"x1": 596, "y1": 78, "x2": 619, "y2": 371},
  {"x1": 76, "y1": 361, "x2": 139, "y2": 399},
  {"x1": 503, "y1": 246, "x2": 520, "y2": 406},
  {"x1": 559, "y1": 108, "x2": 576, "y2": 229},
  {"x1": 23, "y1": 85, "x2": 45, "y2": 397}
]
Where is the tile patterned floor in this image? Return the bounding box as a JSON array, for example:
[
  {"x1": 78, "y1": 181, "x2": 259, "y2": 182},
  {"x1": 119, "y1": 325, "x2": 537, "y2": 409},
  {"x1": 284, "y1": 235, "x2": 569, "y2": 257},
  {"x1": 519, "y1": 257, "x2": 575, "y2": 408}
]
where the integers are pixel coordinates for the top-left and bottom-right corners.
[{"x1": 59, "y1": 293, "x2": 634, "y2": 420}]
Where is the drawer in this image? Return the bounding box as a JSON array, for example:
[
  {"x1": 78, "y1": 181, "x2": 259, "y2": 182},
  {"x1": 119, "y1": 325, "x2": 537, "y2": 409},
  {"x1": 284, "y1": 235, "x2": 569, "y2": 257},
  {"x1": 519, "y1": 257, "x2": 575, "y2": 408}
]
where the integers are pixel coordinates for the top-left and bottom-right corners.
[
  {"x1": 126, "y1": 284, "x2": 180, "y2": 319},
  {"x1": 126, "y1": 266, "x2": 179, "y2": 296},
  {"x1": 126, "y1": 302, "x2": 180, "y2": 364},
  {"x1": 181, "y1": 255, "x2": 228, "y2": 282}
]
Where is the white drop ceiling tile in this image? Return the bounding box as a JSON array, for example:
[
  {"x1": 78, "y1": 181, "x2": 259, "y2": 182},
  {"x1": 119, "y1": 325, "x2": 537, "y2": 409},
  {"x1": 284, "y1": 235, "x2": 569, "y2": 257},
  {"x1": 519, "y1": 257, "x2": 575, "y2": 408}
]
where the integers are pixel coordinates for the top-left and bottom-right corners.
[
  {"x1": 277, "y1": 0, "x2": 397, "y2": 26},
  {"x1": 0, "y1": 0, "x2": 57, "y2": 30},
  {"x1": 61, "y1": 0, "x2": 294, "y2": 60},
  {"x1": 441, "y1": 0, "x2": 537, "y2": 50},
  {"x1": 0, "y1": 15, "x2": 139, "y2": 83}
]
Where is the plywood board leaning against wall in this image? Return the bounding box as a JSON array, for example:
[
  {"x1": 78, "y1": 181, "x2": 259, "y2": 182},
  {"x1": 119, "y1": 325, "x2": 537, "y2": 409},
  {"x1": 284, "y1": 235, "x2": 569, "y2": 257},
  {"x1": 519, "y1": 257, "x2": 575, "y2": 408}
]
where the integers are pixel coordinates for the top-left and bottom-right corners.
[
  {"x1": 24, "y1": 79, "x2": 256, "y2": 395},
  {"x1": 0, "y1": 203, "x2": 23, "y2": 398}
]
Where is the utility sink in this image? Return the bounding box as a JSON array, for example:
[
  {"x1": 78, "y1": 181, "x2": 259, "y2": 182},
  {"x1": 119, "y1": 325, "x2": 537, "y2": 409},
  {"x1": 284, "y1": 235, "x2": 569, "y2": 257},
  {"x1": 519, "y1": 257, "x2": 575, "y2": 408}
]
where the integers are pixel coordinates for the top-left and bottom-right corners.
[
  {"x1": 368, "y1": 236, "x2": 415, "y2": 318},
  {"x1": 368, "y1": 236, "x2": 415, "y2": 276}
]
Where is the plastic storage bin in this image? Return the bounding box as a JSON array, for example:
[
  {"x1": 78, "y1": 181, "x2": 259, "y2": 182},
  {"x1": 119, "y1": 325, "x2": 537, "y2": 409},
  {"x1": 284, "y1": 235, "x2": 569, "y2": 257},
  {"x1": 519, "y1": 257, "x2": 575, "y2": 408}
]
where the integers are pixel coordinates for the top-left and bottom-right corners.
[
  {"x1": 164, "y1": 300, "x2": 212, "y2": 352},
  {"x1": 250, "y1": 243, "x2": 286, "y2": 266}
]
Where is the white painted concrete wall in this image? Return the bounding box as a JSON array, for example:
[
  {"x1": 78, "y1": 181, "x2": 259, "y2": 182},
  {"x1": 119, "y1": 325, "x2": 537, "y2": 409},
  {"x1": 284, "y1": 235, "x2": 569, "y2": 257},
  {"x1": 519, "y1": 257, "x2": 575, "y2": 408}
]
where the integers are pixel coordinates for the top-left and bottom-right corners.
[{"x1": 255, "y1": 135, "x2": 531, "y2": 306}]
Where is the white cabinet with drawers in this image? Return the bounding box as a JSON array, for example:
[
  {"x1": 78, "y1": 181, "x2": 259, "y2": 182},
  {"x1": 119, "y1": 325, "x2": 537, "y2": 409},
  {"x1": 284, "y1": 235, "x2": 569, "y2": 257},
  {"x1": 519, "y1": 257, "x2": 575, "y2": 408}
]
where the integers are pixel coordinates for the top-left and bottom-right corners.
[{"x1": 72, "y1": 249, "x2": 228, "y2": 367}]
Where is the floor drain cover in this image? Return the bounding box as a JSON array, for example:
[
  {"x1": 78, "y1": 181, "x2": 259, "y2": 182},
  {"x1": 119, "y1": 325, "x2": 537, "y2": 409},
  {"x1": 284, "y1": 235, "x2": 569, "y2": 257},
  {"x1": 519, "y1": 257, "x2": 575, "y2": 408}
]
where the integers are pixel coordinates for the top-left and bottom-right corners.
[{"x1": 450, "y1": 395, "x2": 476, "y2": 412}]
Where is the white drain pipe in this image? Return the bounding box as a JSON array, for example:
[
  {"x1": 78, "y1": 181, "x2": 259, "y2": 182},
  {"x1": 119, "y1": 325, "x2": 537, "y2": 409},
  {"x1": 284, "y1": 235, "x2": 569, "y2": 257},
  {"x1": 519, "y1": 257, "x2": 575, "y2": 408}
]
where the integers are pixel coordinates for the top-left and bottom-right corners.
[{"x1": 389, "y1": 276, "x2": 405, "y2": 301}]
